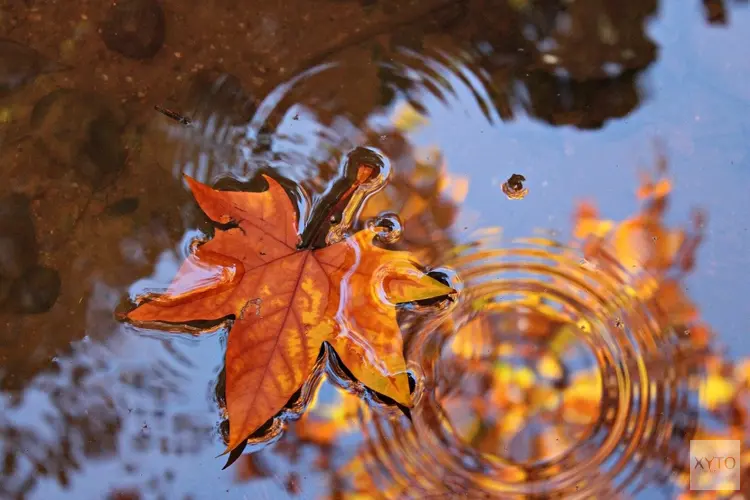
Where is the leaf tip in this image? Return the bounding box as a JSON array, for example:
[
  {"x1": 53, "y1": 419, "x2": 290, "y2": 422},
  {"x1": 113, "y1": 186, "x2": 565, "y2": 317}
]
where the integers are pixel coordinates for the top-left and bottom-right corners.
[
  {"x1": 120, "y1": 301, "x2": 147, "y2": 322},
  {"x1": 114, "y1": 296, "x2": 142, "y2": 324},
  {"x1": 219, "y1": 438, "x2": 248, "y2": 470},
  {"x1": 183, "y1": 174, "x2": 202, "y2": 192},
  {"x1": 216, "y1": 444, "x2": 233, "y2": 460},
  {"x1": 390, "y1": 373, "x2": 413, "y2": 407},
  {"x1": 259, "y1": 173, "x2": 281, "y2": 191},
  {"x1": 115, "y1": 309, "x2": 131, "y2": 322}
]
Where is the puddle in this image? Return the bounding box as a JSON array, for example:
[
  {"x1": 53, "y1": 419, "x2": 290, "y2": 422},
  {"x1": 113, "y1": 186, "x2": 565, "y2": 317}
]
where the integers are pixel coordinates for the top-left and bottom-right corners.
[{"x1": 1, "y1": 0, "x2": 749, "y2": 498}]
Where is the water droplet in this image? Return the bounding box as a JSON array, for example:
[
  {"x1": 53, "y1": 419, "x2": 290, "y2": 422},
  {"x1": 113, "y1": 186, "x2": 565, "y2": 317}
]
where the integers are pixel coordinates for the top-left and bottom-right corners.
[{"x1": 366, "y1": 212, "x2": 403, "y2": 244}]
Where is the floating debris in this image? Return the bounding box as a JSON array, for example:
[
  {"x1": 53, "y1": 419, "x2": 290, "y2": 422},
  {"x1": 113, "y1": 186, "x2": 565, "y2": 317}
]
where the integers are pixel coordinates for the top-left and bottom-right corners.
[
  {"x1": 502, "y1": 173, "x2": 529, "y2": 200},
  {"x1": 8, "y1": 266, "x2": 61, "y2": 314},
  {"x1": 154, "y1": 105, "x2": 192, "y2": 126}
]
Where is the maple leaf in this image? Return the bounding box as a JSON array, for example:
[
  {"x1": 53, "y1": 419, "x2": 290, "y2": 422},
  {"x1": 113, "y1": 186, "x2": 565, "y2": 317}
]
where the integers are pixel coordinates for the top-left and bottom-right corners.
[{"x1": 124, "y1": 174, "x2": 454, "y2": 453}]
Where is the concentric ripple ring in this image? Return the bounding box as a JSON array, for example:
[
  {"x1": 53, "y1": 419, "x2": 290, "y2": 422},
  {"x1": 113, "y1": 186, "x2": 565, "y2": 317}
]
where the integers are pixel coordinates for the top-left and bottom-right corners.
[{"x1": 357, "y1": 234, "x2": 705, "y2": 498}]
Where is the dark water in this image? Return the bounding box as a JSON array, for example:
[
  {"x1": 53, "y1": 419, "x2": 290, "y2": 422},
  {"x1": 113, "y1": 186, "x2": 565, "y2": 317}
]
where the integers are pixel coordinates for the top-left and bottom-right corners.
[{"x1": 1, "y1": 1, "x2": 749, "y2": 498}]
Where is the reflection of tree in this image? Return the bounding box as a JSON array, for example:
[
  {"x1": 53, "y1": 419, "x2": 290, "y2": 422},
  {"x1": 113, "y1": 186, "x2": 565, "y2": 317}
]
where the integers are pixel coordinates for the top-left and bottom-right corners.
[
  {"x1": 0, "y1": 376, "x2": 122, "y2": 497},
  {"x1": 372, "y1": 0, "x2": 660, "y2": 129},
  {"x1": 251, "y1": 0, "x2": 661, "y2": 139},
  {"x1": 0, "y1": 333, "x2": 217, "y2": 499},
  {"x1": 570, "y1": 161, "x2": 748, "y2": 495},
  {"x1": 0, "y1": 144, "x2": 218, "y2": 497},
  {"x1": 149, "y1": 0, "x2": 747, "y2": 193},
  {"x1": 150, "y1": 0, "x2": 671, "y2": 186},
  {"x1": 572, "y1": 161, "x2": 711, "y2": 348},
  {"x1": 702, "y1": 0, "x2": 749, "y2": 25}
]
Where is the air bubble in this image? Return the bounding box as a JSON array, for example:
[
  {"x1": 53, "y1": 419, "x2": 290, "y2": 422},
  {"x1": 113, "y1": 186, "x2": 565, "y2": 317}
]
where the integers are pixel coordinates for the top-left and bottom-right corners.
[{"x1": 366, "y1": 212, "x2": 403, "y2": 244}]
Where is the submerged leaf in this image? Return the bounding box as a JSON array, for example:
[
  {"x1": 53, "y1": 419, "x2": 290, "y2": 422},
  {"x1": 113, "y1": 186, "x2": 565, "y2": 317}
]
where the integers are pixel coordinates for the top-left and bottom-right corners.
[{"x1": 125, "y1": 175, "x2": 453, "y2": 454}]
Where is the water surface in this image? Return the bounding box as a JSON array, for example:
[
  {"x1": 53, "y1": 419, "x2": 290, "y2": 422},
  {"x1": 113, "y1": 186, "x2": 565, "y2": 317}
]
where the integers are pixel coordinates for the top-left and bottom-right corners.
[{"x1": 1, "y1": 0, "x2": 749, "y2": 498}]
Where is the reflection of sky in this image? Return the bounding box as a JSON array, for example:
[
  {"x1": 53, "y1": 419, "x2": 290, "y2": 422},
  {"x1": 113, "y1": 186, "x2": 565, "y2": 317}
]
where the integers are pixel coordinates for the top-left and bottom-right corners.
[
  {"x1": 8, "y1": 3, "x2": 750, "y2": 500},
  {"x1": 414, "y1": 3, "x2": 750, "y2": 361}
]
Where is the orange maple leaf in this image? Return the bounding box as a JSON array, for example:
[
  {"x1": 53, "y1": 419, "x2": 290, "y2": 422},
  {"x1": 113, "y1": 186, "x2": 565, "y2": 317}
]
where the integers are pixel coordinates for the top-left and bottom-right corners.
[{"x1": 124, "y1": 174, "x2": 454, "y2": 453}]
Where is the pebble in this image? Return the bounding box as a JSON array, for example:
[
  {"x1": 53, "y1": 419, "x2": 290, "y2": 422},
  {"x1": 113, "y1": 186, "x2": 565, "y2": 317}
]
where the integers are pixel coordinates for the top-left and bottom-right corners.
[
  {"x1": 8, "y1": 266, "x2": 61, "y2": 314},
  {"x1": 0, "y1": 194, "x2": 38, "y2": 281},
  {"x1": 100, "y1": 0, "x2": 165, "y2": 60},
  {"x1": 104, "y1": 197, "x2": 140, "y2": 216},
  {"x1": 0, "y1": 38, "x2": 70, "y2": 97},
  {"x1": 30, "y1": 89, "x2": 127, "y2": 185}
]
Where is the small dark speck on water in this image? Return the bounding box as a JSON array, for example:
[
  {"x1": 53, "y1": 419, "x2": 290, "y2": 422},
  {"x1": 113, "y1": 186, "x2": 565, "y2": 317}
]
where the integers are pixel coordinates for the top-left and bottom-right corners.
[
  {"x1": 502, "y1": 173, "x2": 529, "y2": 200},
  {"x1": 154, "y1": 105, "x2": 192, "y2": 126},
  {"x1": 507, "y1": 174, "x2": 525, "y2": 190}
]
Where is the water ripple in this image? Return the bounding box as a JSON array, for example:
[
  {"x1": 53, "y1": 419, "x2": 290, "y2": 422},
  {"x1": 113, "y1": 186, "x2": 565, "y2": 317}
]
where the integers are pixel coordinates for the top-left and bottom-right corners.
[{"x1": 355, "y1": 231, "x2": 706, "y2": 498}]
